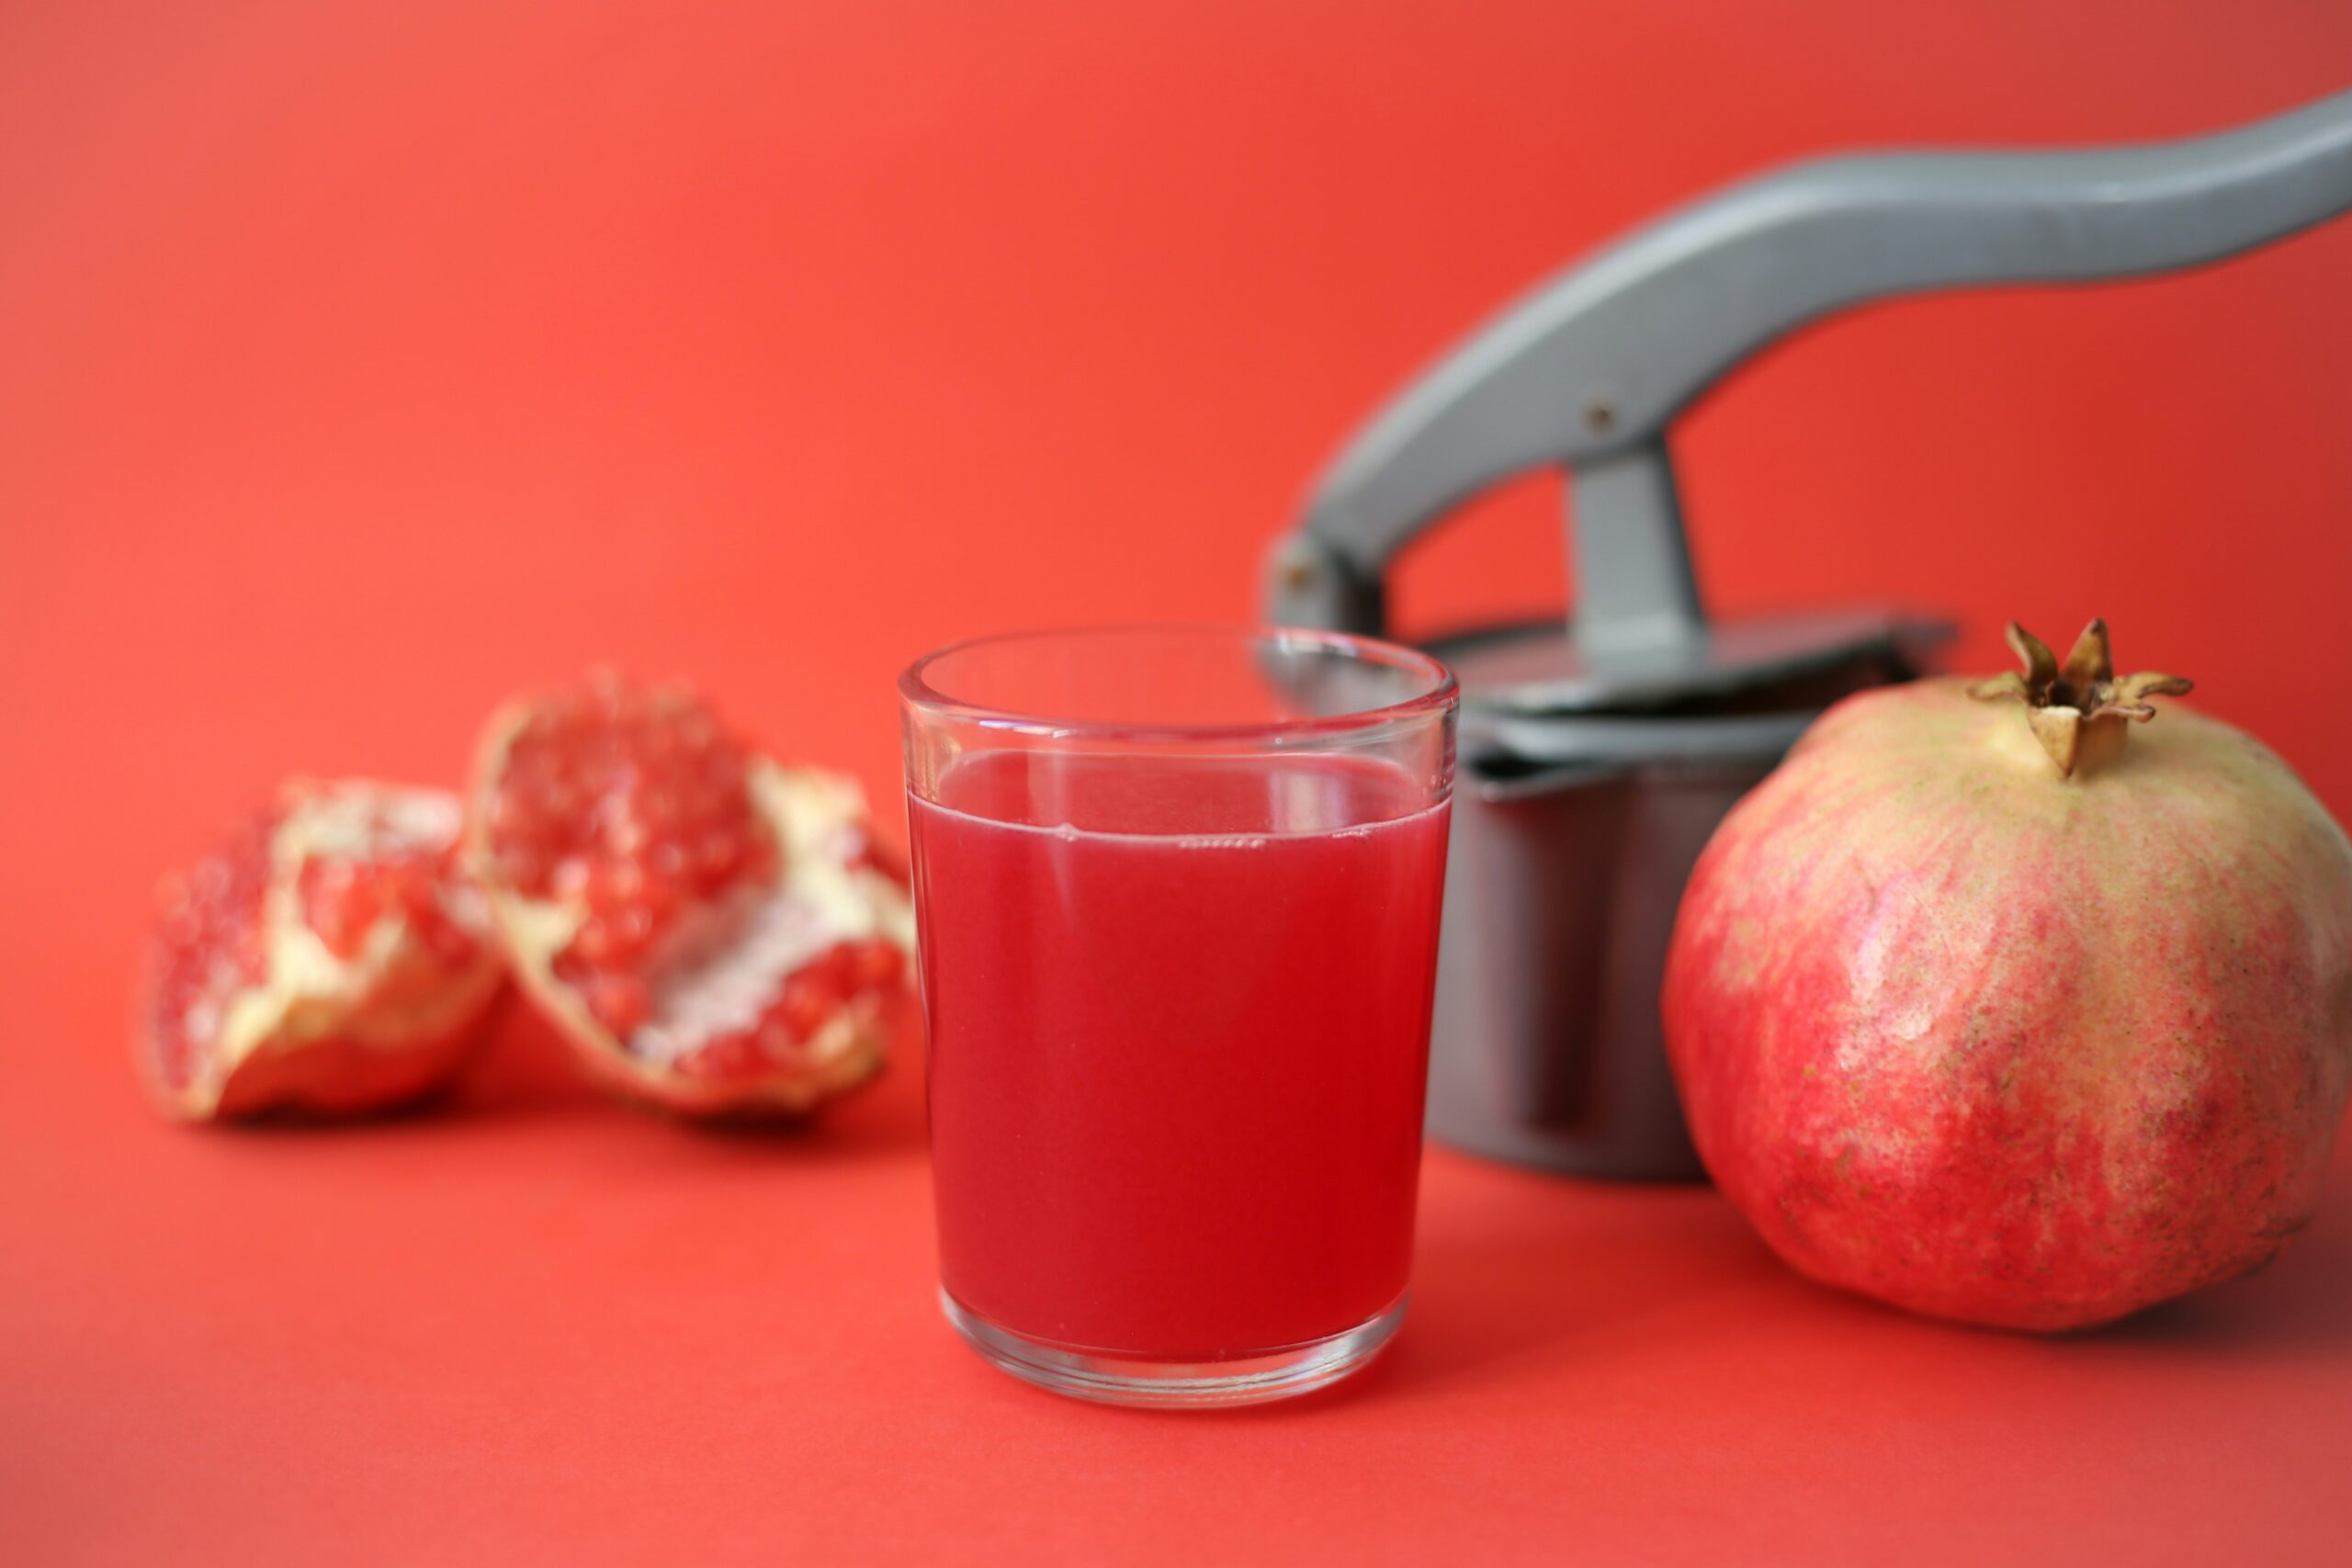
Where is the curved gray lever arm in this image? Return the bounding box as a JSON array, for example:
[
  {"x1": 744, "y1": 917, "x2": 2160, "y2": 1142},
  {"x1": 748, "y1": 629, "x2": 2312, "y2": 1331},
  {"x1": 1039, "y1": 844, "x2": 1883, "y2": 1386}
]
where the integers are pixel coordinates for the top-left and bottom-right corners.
[{"x1": 1272, "y1": 90, "x2": 2352, "y2": 637}]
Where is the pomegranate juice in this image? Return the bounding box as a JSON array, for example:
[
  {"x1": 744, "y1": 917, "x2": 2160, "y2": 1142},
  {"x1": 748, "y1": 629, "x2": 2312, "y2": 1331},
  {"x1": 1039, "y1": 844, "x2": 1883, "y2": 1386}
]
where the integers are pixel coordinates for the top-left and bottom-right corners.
[{"x1": 910, "y1": 750, "x2": 1450, "y2": 1358}]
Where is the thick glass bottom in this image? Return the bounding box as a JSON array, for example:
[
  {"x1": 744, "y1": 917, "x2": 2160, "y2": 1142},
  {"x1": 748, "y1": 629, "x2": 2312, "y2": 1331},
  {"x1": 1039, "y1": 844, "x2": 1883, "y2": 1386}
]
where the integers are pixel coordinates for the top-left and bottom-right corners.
[{"x1": 940, "y1": 1289, "x2": 1406, "y2": 1408}]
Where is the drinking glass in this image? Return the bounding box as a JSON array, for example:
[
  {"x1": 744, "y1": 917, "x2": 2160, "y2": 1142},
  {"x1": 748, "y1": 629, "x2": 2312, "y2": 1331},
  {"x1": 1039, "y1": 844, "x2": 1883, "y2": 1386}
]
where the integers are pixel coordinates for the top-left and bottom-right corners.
[{"x1": 899, "y1": 626, "x2": 1457, "y2": 1406}]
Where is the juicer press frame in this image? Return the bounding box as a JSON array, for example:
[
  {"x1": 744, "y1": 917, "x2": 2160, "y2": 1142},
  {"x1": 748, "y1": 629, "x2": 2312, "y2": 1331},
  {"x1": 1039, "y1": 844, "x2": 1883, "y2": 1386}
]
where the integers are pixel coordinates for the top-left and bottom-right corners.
[{"x1": 1264, "y1": 90, "x2": 2352, "y2": 1179}]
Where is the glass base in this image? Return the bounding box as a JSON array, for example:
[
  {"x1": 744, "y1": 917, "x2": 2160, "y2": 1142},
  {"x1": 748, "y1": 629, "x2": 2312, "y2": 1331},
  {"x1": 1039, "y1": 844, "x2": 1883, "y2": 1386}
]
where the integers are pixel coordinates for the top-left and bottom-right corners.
[{"x1": 940, "y1": 1289, "x2": 1406, "y2": 1408}]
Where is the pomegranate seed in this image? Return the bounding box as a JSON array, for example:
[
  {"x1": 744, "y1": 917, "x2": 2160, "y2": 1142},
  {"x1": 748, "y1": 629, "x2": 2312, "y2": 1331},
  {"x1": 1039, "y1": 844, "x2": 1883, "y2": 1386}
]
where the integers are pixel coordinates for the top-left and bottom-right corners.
[
  {"x1": 845, "y1": 938, "x2": 906, "y2": 990},
  {"x1": 550, "y1": 855, "x2": 592, "y2": 900},
  {"x1": 587, "y1": 858, "x2": 643, "y2": 906},
  {"x1": 756, "y1": 1017, "x2": 799, "y2": 1058},
  {"x1": 299, "y1": 860, "x2": 368, "y2": 958},
  {"x1": 780, "y1": 970, "x2": 839, "y2": 1042},
  {"x1": 568, "y1": 919, "x2": 616, "y2": 965},
  {"x1": 413, "y1": 902, "x2": 480, "y2": 965},
  {"x1": 676, "y1": 1030, "x2": 763, "y2": 1082},
  {"x1": 580, "y1": 971, "x2": 652, "y2": 1039}
]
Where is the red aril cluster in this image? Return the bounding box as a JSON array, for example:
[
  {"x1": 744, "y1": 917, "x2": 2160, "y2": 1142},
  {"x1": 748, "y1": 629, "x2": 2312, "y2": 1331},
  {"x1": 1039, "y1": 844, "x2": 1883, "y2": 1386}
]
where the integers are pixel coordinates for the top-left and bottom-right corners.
[{"x1": 477, "y1": 675, "x2": 777, "y2": 1041}]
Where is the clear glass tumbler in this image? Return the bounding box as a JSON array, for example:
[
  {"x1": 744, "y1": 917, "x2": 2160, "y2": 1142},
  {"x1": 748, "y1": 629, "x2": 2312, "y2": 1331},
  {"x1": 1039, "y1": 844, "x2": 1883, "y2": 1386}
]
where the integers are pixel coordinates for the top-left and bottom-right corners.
[{"x1": 899, "y1": 626, "x2": 1457, "y2": 1406}]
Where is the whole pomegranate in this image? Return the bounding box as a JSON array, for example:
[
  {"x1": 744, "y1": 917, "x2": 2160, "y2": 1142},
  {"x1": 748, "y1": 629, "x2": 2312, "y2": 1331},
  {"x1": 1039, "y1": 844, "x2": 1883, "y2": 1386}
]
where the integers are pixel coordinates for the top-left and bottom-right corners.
[
  {"x1": 1663, "y1": 620, "x2": 2352, "y2": 1330},
  {"x1": 467, "y1": 671, "x2": 915, "y2": 1117},
  {"x1": 141, "y1": 780, "x2": 504, "y2": 1120}
]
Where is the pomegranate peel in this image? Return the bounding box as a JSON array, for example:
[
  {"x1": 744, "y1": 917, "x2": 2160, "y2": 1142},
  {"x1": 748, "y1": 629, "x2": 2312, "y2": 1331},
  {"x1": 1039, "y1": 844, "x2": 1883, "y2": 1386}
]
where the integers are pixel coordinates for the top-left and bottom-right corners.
[
  {"x1": 140, "y1": 780, "x2": 504, "y2": 1121},
  {"x1": 1663, "y1": 619, "x2": 2352, "y2": 1331},
  {"x1": 467, "y1": 674, "x2": 915, "y2": 1118}
]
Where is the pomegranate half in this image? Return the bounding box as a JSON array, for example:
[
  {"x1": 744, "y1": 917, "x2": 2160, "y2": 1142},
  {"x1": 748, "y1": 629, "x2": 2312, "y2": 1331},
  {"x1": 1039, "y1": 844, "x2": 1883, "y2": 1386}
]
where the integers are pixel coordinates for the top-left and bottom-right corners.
[
  {"x1": 466, "y1": 672, "x2": 915, "y2": 1117},
  {"x1": 1663, "y1": 620, "x2": 2352, "y2": 1330},
  {"x1": 140, "y1": 780, "x2": 504, "y2": 1120}
]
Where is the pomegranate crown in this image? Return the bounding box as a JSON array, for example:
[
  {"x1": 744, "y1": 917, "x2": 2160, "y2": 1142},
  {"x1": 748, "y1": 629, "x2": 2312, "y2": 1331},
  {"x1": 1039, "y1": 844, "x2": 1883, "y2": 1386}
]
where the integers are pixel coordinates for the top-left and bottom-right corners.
[{"x1": 1968, "y1": 619, "x2": 2193, "y2": 779}]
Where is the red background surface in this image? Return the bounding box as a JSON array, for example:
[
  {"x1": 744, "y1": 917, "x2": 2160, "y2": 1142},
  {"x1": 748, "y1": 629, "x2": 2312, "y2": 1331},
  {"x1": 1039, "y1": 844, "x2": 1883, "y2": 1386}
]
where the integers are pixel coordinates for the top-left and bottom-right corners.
[{"x1": 6, "y1": 4, "x2": 2351, "y2": 1562}]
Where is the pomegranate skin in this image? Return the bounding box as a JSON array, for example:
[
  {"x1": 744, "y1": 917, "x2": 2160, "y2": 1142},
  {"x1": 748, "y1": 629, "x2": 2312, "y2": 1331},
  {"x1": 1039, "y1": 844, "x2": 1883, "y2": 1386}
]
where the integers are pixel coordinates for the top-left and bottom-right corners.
[{"x1": 1663, "y1": 676, "x2": 2352, "y2": 1330}]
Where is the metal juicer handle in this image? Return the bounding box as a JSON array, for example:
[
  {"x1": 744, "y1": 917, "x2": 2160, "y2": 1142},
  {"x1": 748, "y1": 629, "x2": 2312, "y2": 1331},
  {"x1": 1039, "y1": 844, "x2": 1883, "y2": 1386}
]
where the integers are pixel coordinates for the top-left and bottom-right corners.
[{"x1": 1267, "y1": 90, "x2": 2352, "y2": 652}]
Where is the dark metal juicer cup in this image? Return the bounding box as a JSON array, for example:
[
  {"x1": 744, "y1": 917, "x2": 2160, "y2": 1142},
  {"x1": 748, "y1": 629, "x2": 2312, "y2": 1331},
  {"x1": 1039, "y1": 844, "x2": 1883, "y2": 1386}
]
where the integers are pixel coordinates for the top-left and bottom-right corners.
[{"x1": 1263, "y1": 91, "x2": 2352, "y2": 1179}]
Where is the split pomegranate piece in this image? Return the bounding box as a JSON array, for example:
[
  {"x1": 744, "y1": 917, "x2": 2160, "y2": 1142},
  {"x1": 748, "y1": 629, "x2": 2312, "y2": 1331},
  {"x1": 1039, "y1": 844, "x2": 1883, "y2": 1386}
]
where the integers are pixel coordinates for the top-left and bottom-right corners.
[
  {"x1": 467, "y1": 671, "x2": 915, "y2": 1116},
  {"x1": 140, "y1": 780, "x2": 505, "y2": 1120}
]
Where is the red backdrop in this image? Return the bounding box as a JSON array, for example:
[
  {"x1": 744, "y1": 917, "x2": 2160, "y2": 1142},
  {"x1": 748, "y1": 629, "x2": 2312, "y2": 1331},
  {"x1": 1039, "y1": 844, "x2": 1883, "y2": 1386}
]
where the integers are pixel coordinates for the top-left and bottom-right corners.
[{"x1": 5, "y1": 4, "x2": 2349, "y2": 1563}]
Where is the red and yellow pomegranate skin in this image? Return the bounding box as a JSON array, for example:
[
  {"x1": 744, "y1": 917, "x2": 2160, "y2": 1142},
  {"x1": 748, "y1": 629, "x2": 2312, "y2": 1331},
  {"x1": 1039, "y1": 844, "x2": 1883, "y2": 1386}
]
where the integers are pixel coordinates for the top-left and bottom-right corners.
[
  {"x1": 1663, "y1": 674, "x2": 2352, "y2": 1330},
  {"x1": 140, "y1": 780, "x2": 504, "y2": 1121}
]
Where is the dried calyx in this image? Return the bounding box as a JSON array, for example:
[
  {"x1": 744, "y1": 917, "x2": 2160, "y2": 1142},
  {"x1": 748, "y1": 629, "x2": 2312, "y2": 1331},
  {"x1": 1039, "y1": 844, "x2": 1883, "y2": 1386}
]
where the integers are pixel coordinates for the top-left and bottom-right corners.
[{"x1": 1968, "y1": 619, "x2": 2193, "y2": 778}]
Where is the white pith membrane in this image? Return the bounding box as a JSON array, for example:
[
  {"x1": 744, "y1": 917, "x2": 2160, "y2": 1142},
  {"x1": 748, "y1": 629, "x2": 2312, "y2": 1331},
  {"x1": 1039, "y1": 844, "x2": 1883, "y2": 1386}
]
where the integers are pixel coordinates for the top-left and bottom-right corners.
[
  {"x1": 485, "y1": 755, "x2": 916, "y2": 1107},
  {"x1": 181, "y1": 782, "x2": 502, "y2": 1114}
]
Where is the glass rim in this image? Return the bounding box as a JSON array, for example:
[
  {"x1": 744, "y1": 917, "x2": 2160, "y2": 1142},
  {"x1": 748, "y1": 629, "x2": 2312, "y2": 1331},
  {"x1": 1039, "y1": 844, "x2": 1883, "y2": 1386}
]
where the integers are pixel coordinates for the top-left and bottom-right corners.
[{"x1": 897, "y1": 623, "x2": 1460, "y2": 743}]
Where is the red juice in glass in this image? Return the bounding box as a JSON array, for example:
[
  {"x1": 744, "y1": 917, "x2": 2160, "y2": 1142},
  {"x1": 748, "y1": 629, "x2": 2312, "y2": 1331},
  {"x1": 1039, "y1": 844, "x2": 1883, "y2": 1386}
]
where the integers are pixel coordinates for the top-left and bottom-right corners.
[
  {"x1": 900, "y1": 627, "x2": 1457, "y2": 1406},
  {"x1": 914, "y1": 751, "x2": 1448, "y2": 1354}
]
